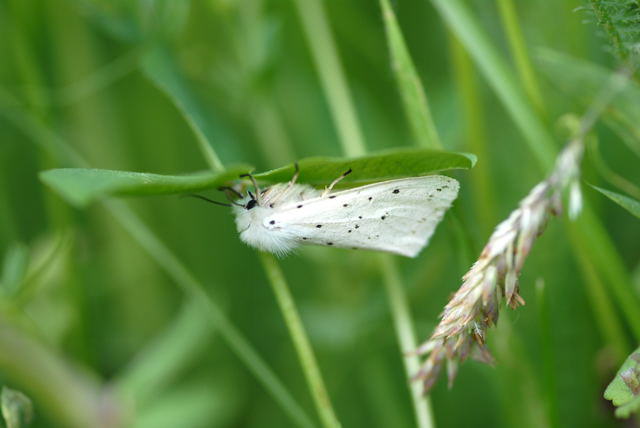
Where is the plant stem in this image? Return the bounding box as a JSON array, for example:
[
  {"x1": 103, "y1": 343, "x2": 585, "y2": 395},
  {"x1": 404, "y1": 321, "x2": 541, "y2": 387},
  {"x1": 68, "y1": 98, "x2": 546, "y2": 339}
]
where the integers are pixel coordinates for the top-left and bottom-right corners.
[
  {"x1": 379, "y1": 255, "x2": 435, "y2": 428},
  {"x1": 293, "y1": 1, "x2": 435, "y2": 425},
  {"x1": 379, "y1": 0, "x2": 442, "y2": 149},
  {"x1": 431, "y1": 0, "x2": 556, "y2": 170},
  {"x1": 0, "y1": 96, "x2": 314, "y2": 428},
  {"x1": 291, "y1": 0, "x2": 366, "y2": 157},
  {"x1": 259, "y1": 252, "x2": 340, "y2": 428},
  {"x1": 432, "y1": 0, "x2": 640, "y2": 344}
]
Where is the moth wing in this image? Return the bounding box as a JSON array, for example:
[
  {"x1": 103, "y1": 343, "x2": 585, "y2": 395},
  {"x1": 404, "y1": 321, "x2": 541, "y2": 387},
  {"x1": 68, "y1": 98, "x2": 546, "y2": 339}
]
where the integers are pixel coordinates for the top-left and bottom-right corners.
[{"x1": 264, "y1": 176, "x2": 459, "y2": 257}]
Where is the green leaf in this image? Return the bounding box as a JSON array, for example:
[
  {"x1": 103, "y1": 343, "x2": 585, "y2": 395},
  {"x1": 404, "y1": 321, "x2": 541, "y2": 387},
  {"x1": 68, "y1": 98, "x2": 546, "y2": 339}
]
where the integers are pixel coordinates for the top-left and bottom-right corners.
[
  {"x1": 1, "y1": 387, "x2": 34, "y2": 428},
  {"x1": 39, "y1": 165, "x2": 252, "y2": 207},
  {"x1": 604, "y1": 347, "x2": 640, "y2": 418},
  {"x1": 39, "y1": 149, "x2": 473, "y2": 207},
  {"x1": 256, "y1": 148, "x2": 476, "y2": 186},
  {"x1": 591, "y1": 185, "x2": 640, "y2": 220}
]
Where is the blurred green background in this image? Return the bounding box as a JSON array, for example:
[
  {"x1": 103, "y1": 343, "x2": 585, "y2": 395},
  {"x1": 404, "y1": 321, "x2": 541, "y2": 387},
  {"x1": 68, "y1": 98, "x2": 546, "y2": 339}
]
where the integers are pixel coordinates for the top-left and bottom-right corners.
[{"x1": 1, "y1": 0, "x2": 640, "y2": 427}]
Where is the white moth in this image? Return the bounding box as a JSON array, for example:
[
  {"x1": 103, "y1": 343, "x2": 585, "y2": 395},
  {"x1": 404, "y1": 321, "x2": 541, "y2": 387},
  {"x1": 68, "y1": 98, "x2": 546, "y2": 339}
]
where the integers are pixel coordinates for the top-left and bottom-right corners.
[{"x1": 230, "y1": 167, "x2": 459, "y2": 258}]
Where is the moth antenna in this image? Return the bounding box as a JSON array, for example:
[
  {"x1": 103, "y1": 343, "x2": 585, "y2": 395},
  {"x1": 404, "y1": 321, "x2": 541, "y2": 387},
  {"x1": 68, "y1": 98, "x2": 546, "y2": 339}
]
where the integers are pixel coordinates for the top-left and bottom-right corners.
[
  {"x1": 240, "y1": 172, "x2": 262, "y2": 204},
  {"x1": 218, "y1": 186, "x2": 245, "y2": 207},
  {"x1": 184, "y1": 194, "x2": 232, "y2": 207},
  {"x1": 322, "y1": 167, "x2": 353, "y2": 197}
]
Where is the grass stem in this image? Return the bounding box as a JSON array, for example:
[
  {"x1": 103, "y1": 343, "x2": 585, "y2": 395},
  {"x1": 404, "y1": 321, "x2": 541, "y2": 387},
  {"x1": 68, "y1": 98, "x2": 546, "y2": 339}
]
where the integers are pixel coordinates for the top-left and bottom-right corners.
[
  {"x1": 259, "y1": 252, "x2": 340, "y2": 428},
  {"x1": 0, "y1": 97, "x2": 314, "y2": 428},
  {"x1": 379, "y1": 255, "x2": 435, "y2": 428},
  {"x1": 293, "y1": 2, "x2": 436, "y2": 425},
  {"x1": 291, "y1": 0, "x2": 366, "y2": 157},
  {"x1": 496, "y1": 0, "x2": 546, "y2": 117}
]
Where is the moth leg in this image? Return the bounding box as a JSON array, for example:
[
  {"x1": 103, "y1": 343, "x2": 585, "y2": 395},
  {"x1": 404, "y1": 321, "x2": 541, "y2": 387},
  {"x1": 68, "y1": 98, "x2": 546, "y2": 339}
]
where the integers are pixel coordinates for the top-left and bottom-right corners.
[
  {"x1": 289, "y1": 162, "x2": 300, "y2": 186},
  {"x1": 321, "y1": 168, "x2": 352, "y2": 197},
  {"x1": 239, "y1": 172, "x2": 262, "y2": 204},
  {"x1": 281, "y1": 162, "x2": 300, "y2": 194},
  {"x1": 267, "y1": 162, "x2": 300, "y2": 206}
]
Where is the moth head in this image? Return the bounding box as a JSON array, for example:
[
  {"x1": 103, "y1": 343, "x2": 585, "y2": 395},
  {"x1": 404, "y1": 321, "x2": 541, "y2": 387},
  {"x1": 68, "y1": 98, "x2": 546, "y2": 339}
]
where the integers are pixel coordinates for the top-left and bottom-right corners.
[{"x1": 245, "y1": 192, "x2": 258, "y2": 210}]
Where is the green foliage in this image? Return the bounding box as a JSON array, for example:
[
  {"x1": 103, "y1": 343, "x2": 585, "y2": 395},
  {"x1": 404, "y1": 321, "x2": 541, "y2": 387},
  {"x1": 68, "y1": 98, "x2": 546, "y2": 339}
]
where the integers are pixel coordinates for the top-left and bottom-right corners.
[
  {"x1": 39, "y1": 149, "x2": 473, "y2": 208},
  {"x1": 255, "y1": 149, "x2": 475, "y2": 185},
  {"x1": 39, "y1": 166, "x2": 252, "y2": 207},
  {"x1": 591, "y1": 185, "x2": 640, "y2": 219},
  {"x1": 604, "y1": 347, "x2": 640, "y2": 418},
  {"x1": 583, "y1": 0, "x2": 640, "y2": 62},
  {"x1": 1, "y1": 0, "x2": 640, "y2": 427}
]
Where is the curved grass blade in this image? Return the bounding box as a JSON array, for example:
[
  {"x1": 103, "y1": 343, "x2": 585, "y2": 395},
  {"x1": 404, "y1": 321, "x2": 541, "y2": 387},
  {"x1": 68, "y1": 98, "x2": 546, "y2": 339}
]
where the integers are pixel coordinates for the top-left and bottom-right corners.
[
  {"x1": 591, "y1": 185, "x2": 640, "y2": 219},
  {"x1": 255, "y1": 149, "x2": 475, "y2": 186},
  {"x1": 39, "y1": 165, "x2": 251, "y2": 207}
]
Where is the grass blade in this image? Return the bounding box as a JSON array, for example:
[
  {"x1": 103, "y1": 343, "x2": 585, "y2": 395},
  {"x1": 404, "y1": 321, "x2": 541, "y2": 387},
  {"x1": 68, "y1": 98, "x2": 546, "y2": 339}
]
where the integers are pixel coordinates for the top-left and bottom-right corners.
[
  {"x1": 141, "y1": 46, "x2": 228, "y2": 172},
  {"x1": 291, "y1": 0, "x2": 366, "y2": 157},
  {"x1": 259, "y1": 253, "x2": 340, "y2": 428},
  {"x1": 496, "y1": 0, "x2": 546, "y2": 116},
  {"x1": 591, "y1": 186, "x2": 640, "y2": 219},
  {"x1": 294, "y1": 2, "x2": 436, "y2": 426},
  {"x1": 0, "y1": 97, "x2": 314, "y2": 428},
  {"x1": 379, "y1": 0, "x2": 442, "y2": 149},
  {"x1": 432, "y1": 0, "x2": 640, "y2": 342},
  {"x1": 431, "y1": 0, "x2": 556, "y2": 170}
]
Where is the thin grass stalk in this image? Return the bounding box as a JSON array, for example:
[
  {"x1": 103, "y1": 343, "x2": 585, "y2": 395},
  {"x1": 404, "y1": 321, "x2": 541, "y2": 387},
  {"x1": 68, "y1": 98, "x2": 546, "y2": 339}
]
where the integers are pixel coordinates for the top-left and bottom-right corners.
[
  {"x1": 259, "y1": 253, "x2": 340, "y2": 428},
  {"x1": 379, "y1": 256, "x2": 434, "y2": 428},
  {"x1": 293, "y1": 2, "x2": 435, "y2": 426},
  {"x1": 291, "y1": 0, "x2": 366, "y2": 158},
  {"x1": 496, "y1": 0, "x2": 546, "y2": 117},
  {"x1": 172, "y1": 70, "x2": 337, "y2": 428},
  {"x1": 431, "y1": 0, "x2": 640, "y2": 342},
  {"x1": 379, "y1": 0, "x2": 442, "y2": 149},
  {"x1": 431, "y1": 0, "x2": 556, "y2": 169},
  {"x1": 106, "y1": 203, "x2": 315, "y2": 428},
  {"x1": 0, "y1": 95, "x2": 314, "y2": 428}
]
